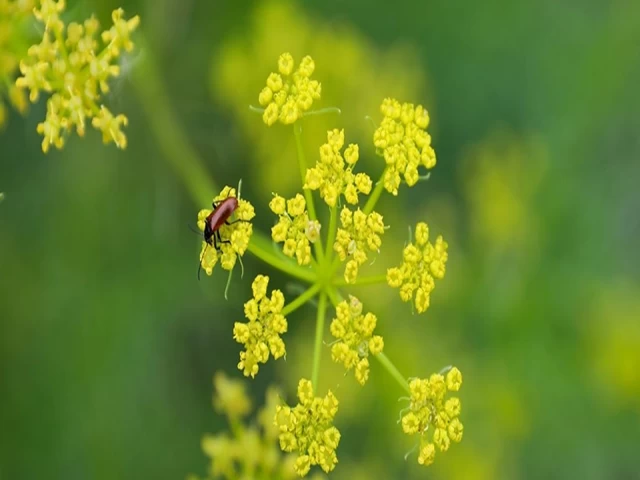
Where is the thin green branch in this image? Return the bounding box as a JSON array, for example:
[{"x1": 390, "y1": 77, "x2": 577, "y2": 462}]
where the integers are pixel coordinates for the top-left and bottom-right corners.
[
  {"x1": 363, "y1": 167, "x2": 388, "y2": 215},
  {"x1": 334, "y1": 274, "x2": 387, "y2": 287},
  {"x1": 248, "y1": 234, "x2": 316, "y2": 283},
  {"x1": 376, "y1": 352, "x2": 411, "y2": 395},
  {"x1": 311, "y1": 292, "x2": 328, "y2": 391},
  {"x1": 282, "y1": 283, "x2": 322, "y2": 316},
  {"x1": 293, "y1": 122, "x2": 325, "y2": 262},
  {"x1": 324, "y1": 204, "x2": 337, "y2": 262}
]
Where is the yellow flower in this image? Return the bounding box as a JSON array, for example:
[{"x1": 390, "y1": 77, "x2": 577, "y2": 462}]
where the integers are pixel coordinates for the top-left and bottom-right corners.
[
  {"x1": 233, "y1": 275, "x2": 288, "y2": 378},
  {"x1": 259, "y1": 52, "x2": 321, "y2": 126},
  {"x1": 270, "y1": 193, "x2": 315, "y2": 265},
  {"x1": 373, "y1": 98, "x2": 436, "y2": 195},
  {"x1": 304, "y1": 129, "x2": 372, "y2": 207},
  {"x1": 15, "y1": 1, "x2": 140, "y2": 152},
  {"x1": 329, "y1": 296, "x2": 384, "y2": 385},
  {"x1": 212, "y1": 371, "x2": 252, "y2": 419},
  {"x1": 0, "y1": 0, "x2": 34, "y2": 128},
  {"x1": 386, "y1": 222, "x2": 448, "y2": 313},
  {"x1": 197, "y1": 186, "x2": 255, "y2": 275},
  {"x1": 275, "y1": 378, "x2": 341, "y2": 476},
  {"x1": 400, "y1": 368, "x2": 463, "y2": 466},
  {"x1": 333, "y1": 207, "x2": 385, "y2": 284}
]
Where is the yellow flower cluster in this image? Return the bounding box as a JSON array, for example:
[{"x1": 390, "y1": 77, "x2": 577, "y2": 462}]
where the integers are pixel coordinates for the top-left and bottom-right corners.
[
  {"x1": 259, "y1": 52, "x2": 321, "y2": 126},
  {"x1": 197, "y1": 186, "x2": 255, "y2": 274},
  {"x1": 373, "y1": 98, "x2": 436, "y2": 195},
  {"x1": 274, "y1": 379, "x2": 341, "y2": 476},
  {"x1": 333, "y1": 207, "x2": 385, "y2": 284},
  {"x1": 386, "y1": 222, "x2": 448, "y2": 313},
  {"x1": 192, "y1": 372, "x2": 301, "y2": 480},
  {"x1": 304, "y1": 129, "x2": 372, "y2": 207},
  {"x1": 329, "y1": 296, "x2": 384, "y2": 385},
  {"x1": 270, "y1": 193, "x2": 317, "y2": 266},
  {"x1": 233, "y1": 275, "x2": 288, "y2": 378},
  {"x1": 0, "y1": 0, "x2": 32, "y2": 127},
  {"x1": 15, "y1": 1, "x2": 140, "y2": 152},
  {"x1": 400, "y1": 367, "x2": 463, "y2": 466}
]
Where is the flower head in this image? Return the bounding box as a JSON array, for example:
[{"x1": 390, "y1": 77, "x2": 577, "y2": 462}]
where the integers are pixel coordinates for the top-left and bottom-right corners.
[
  {"x1": 15, "y1": 1, "x2": 140, "y2": 152},
  {"x1": 197, "y1": 186, "x2": 255, "y2": 274},
  {"x1": 233, "y1": 275, "x2": 288, "y2": 378},
  {"x1": 333, "y1": 207, "x2": 385, "y2": 284},
  {"x1": 259, "y1": 53, "x2": 321, "y2": 126},
  {"x1": 275, "y1": 378, "x2": 340, "y2": 476},
  {"x1": 270, "y1": 193, "x2": 316, "y2": 265},
  {"x1": 373, "y1": 98, "x2": 436, "y2": 195},
  {"x1": 400, "y1": 367, "x2": 463, "y2": 466},
  {"x1": 304, "y1": 129, "x2": 372, "y2": 207},
  {"x1": 386, "y1": 222, "x2": 448, "y2": 313},
  {"x1": 329, "y1": 296, "x2": 384, "y2": 385}
]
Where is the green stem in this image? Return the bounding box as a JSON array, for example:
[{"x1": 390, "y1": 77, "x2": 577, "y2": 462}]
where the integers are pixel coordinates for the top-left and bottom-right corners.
[
  {"x1": 293, "y1": 122, "x2": 325, "y2": 262},
  {"x1": 325, "y1": 287, "x2": 341, "y2": 307},
  {"x1": 324, "y1": 204, "x2": 337, "y2": 263},
  {"x1": 248, "y1": 234, "x2": 316, "y2": 283},
  {"x1": 311, "y1": 292, "x2": 328, "y2": 391},
  {"x1": 334, "y1": 273, "x2": 387, "y2": 287},
  {"x1": 376, "y1": 352, "x2": 411, "y2": 395},
  {"x1": 363, "y1": 167, "x2": 388, "y2": 215},
  {"x1": 282, "y1": 283, "x2": 322, "y2": 316},
  {"x1": 302, "y1": 106, "x2": 342, "y2": 117}
]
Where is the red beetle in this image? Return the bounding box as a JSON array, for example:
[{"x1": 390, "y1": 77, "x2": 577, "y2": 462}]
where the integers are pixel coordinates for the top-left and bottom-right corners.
[{"x1": 198, "y1": 196, "x2": 245, "y2": 280}]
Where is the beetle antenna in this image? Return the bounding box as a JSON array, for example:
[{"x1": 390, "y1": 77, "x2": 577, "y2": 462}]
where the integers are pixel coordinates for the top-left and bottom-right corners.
[
  {"x1": 198, "y1": 244, "x2": 208, "y2": 281},
  {"x1": 188, "y1": 224, "x2": 202, "y2": 236}
]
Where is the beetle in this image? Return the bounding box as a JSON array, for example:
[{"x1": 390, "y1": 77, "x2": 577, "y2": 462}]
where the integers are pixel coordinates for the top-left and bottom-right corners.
[{"x1": 197, "y1": 196, "x2": 246, "y2": 280}]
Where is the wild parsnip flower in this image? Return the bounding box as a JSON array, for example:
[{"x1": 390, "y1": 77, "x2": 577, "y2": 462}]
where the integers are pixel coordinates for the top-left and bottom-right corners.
[
  {"x1": 400, "y1": 367, "x2": 463, "y2": 466},
  {"x1": 270, "y1": 193, "x2": 315, "y2": 266},
  {"x1": 259, "y1": 52, "x2": 321, "y2": 126},
  {"x1": 386, "y1": 222, "x2": 448, "y2": 313},
  {"x1": 304, "y1": 129, "x2": 372, "y2": 207},
  {"x1": 275, "y1": 378, "x2": 341, "y2": 476},
  {"x1": 195, "y1": 372, "x2": 302, "y2": 480},
  {"x1": 0, "y1": 0, "x2": 33, "y2": 128},
  {"x1": 15, "y1": 1, "x2": 140, "y2": 152},
  {"x1": 197, "y1": 186, "x2": 255, "y2": 274},
  {"x1": 373, "y1": 98, "x2": 436, "y2": 195},
  {"x1": 329, "y1": 296, "x2": 384, "y2": 385},
  {"x1": 233, "y1": 275, "x2": 288, "y2": 378},
  {"x1": 333, "y1": 207, "x2": 385, "y2": 284}
]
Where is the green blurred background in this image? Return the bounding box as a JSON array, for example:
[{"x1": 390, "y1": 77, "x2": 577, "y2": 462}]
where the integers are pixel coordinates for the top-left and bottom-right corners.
[{"x1": 1, "y1": 0, "x2": 640, "y2": 479}]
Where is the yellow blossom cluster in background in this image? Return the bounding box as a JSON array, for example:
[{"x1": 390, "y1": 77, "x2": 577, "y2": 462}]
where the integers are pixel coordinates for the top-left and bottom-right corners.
[
  {"x1": 15, "y1": 0, "x2": 139, "y2": 152},
  {"x1": 270, "y1": 193, "x2": 315, "y2": 265},
  {"x1": 233, "y1": 275, "x2": 288, "y2": 378},
  {"x1": 189, "y1": 372, "x2": 302, "y2": 480},
  {"x1": 0, "y1": 0, "x2": 33, "y2": 127},
  {"x1": 373, "y1": 98, "x2": 436, "y2": 195},
  {"x1": 401, "y1": 368, "x2": 463, "y2": 466},
  {"x1": 387, "y1": 222, "x2": 448, "y2": 313},
  {"x1": 329, "y1": 296, "x2": 384, "y2": 385},
  {"x1": 259, "y1": 52, "x2": 321, "y2": 126},
  {"x1": 305, "y1": 129, "x2": 372, "y2": 207},
  {"x1": 275, "y1": 379, "x2": 341, "y2": 476},
  {"x1": 197, "y1": 186, "x2": 255, "y2": 274},
  {"x1": 333, "y1": 207, "x2": 385, "y2": 284}
]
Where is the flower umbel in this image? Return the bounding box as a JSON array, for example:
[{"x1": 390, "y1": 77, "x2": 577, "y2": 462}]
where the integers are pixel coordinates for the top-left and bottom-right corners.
[
  {"x1": 234, "y1": 275, "x2": 288, "y2": 378},
  {"x1": 15, "y1": 1, "x2": 140, "y2": 152},
  {"x1": 400, "y1": 367, "x2": 463, "y2": 466},
  {"x1": 329, "y1": 296, "x2": 384, "y2": 385},
  {"x1": 386, "y1": 222, "x2": 448, "y2": 313},
  {"x1": 270, "y1": 193, "x2": 315, "y2": 266},
  {"x1": 197, "y1": 186, "x2": 255, "y2": 274},
  {"x1": 259, "y1": 53, "x2": 321, "y2": 126},
  {"x1": 304, "y1": 129, "x2": 372, "y2": 207},
  {"x1": 373, "y1": 98, "x2": 436, "y2": 195},
  {"x1": 334, "y1": 207, "x2": 385, "y2": 284},
  {"x1": 274, "y1": 378, "x2": 340, "y2": 476}
]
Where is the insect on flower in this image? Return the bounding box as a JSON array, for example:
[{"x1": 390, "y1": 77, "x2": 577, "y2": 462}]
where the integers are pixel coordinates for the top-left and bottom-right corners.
[{"x1": 197, "y1": 195, "x2": 249, "y2": 280}]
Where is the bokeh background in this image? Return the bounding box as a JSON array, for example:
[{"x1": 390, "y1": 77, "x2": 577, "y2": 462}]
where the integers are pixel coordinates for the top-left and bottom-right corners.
[{"x1": 2, "y1": 0, "x2": 640, "y2": 479}]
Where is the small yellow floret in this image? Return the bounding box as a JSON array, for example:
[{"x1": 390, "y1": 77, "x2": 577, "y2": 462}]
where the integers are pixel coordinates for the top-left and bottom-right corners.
[{"x1": 270, "y1": 193, "x2": 316, "y2": 265}]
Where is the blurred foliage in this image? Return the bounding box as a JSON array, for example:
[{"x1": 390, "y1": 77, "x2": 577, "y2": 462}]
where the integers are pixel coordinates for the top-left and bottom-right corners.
[{"x1": 1, "y1": 0, "x2": 640, "y2": 479}]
